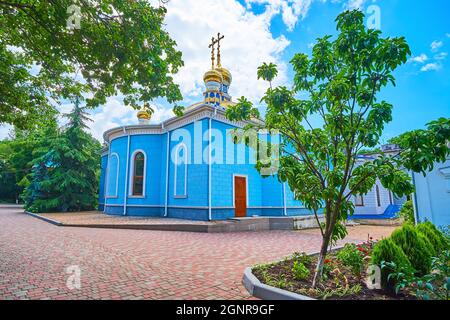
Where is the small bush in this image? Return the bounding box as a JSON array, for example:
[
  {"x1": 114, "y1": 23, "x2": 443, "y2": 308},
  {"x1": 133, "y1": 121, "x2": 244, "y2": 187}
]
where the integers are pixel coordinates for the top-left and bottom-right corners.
[
  {"x1": 292, "y1": 252, "x2": 313, "y2": 266},
  {"x1": 397, "y1": 200, "x2": 415, "y2": 224},
  {"x1": 336, "y1": 243, "x2": 364, "y2": 276},
  {"x1": 371, "y1": 238, "x2": 412, "y2": 290},
  {"x1": 390, "y1": 224, "x2": 433, "y2": 275},
  {"x1": 292, "y1": 261, "x2": 310, "y2": 280},
  {"x1": 417, "y1": 222, "x2": 449, "y2": 254}
]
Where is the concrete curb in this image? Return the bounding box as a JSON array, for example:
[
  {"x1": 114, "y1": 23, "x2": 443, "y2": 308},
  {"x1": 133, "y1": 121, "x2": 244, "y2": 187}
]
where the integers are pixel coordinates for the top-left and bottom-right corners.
[
  {"x1": 24, "y1": 211, "x2": 210, "y2": 232},
  {"x1": 242, "y1": 246, "x2": 347, "y2": 300},
  {"x1": 242, "y1": 267, "x2": 315, "y2": 300},
  {"x1": 23, "y1": 212, "x2": 320, "y2": 233},
  {"x1": 25, "y1": 211, "x2": 63, "y2": 226}
]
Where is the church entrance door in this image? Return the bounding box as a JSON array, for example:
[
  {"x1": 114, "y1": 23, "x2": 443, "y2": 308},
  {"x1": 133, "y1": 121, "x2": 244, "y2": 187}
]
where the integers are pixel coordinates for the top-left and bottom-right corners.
[{"x1": 234, "y1": 176, "x2": 247, "y2": 218}]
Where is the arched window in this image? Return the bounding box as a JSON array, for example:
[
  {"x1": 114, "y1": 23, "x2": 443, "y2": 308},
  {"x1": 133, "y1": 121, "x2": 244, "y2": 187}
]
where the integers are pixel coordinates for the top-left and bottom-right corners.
[
  {"x1": 376, "y1": 185, "x2": 381, "y2": 207},
  {"x1": 106, "y1": 153, "x2": 119, "y2": 197},
  {"x1": 174, "y1": 144, "x2": 187, "y2": 198},
  {"x1": 131, "y1": 151, "x2": 146, "y2": 196}
]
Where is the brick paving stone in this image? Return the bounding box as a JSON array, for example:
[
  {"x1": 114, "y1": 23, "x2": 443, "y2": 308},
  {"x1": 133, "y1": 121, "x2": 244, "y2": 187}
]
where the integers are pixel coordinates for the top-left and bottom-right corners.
[{"x1": 0, "y1": 207, "x2": 397, "y2": 300}]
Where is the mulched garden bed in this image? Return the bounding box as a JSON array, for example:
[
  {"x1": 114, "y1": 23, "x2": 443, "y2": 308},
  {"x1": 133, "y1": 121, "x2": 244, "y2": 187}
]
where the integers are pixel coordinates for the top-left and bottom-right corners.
[{"x1": 252, "y1": 248, "x2": 416, "y2": 300}]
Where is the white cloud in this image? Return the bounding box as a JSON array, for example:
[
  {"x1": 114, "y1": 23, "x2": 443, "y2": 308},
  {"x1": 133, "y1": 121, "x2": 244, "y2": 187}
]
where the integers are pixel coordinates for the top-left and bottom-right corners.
[
  {"x1": 243, "y1": 0, "x2": 313, "y2": 32},
  {"x1": 408, "y1": 54, "x2": 428, "y2": 64},
  {"x1": 85, "y1": 98, "x2": 174, "y2": 142},
  {"x1": 420, "y1": 63, "x2": 441, "y2": 72},
  {"x1": 164, "y1": 0, "x2": 291, "y2": 103},
  {"x1": 345, "y1": 0, "x2": 366, "y2": 9},
  {"x1": 434, "y1": 52, "x2": 448, "y2": 60},
  {"x1": 431, "y1": 40, "x2": 443, "y2": 51}
]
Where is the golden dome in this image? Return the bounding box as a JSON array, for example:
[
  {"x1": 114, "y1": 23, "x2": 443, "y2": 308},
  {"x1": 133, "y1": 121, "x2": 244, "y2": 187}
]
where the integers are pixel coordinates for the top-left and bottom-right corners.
[
  {"x1": 203, "y1": 69, "x2": 223, "y2": 83},
  {"x1": 137, "y1": 110, "x2": 151, "y2": 121},
  {"x1": 216, "y1": 67, "x2": 232, "y2": 85}
]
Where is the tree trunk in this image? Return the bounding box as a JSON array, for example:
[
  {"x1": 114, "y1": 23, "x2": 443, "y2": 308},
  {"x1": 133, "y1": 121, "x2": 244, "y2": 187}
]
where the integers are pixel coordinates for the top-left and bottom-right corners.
[{"x1": 312, "y1": 230, "x2": 332, "y2": 288}]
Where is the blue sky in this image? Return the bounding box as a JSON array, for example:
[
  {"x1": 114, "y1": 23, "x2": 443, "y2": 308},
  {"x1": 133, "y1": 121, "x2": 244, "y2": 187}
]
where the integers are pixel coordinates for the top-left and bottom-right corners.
[
  {"x1": 1, "y1": 0, "x2": 448, "y2": 142},
  {"x1": 239, "y1": 0, "x2": 450, "y2": 143}
]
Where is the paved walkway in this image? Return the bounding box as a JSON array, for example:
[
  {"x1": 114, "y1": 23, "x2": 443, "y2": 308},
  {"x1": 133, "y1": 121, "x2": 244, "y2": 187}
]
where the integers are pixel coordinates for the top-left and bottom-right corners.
[{"x1": 0, "y1": 207, "x2": 397, "y2": 300}]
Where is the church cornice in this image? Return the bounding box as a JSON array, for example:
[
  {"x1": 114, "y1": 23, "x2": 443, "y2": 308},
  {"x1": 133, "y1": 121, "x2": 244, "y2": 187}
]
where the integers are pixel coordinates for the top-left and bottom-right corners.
[{"x1": 103, "y1": 104, "x2": 262, "y2": 143}]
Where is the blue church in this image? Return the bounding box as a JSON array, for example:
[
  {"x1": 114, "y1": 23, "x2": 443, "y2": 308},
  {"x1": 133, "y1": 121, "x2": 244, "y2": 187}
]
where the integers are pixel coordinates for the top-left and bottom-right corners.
[{"x1": 98, "y1": 35, "x2": 308, "y2": 221}]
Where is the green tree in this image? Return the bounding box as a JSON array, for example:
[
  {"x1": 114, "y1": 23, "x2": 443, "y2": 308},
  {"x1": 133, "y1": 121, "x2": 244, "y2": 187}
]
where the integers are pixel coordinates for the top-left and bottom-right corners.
[
  {"x1": 225, "y1": 10, "x2": 449, "y2": 286},
  {"x1": 0, "y1": 141, "x2": 17, "y2": 202},
  {"x1": 0, "y1": 0, "x2": 183, "y2": 129},
  {"x1": 24, "y1": 99, "x2": 101, "y2": 212},
  {"x1": 257, "y1": 62, "x2": 278, "y2": 89},
  {"x1": 0, "y1": 118, "x2": 59, "y2": 202},
  {"x1": 173, "y1": 105, "x2": 185, "y2": 117},
  {"x1": 23, "y1": 161, "x2": 52, "y2": 212}
]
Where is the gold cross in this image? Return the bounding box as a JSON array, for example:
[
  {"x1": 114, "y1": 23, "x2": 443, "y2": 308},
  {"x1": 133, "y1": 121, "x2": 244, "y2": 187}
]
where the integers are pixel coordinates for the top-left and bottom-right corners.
[
  {"x1": 216, "y1": 33, "x2": 225, "y2": 67},
  {"x1": 208, "y1": 36, "x2": 218, "y2": 69}
]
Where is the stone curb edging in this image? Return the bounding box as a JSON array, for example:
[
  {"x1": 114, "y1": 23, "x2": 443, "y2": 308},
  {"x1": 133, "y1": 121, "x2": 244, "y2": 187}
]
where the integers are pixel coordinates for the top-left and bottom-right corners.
[
  {"x1": 242, "y1": 267, "x2": 316, "y2": 300},
  {"x1": 242, "y1": 246, "x2": 347, "y2": 300},
  {"x1": 23, "y1": 212, "x2": 319, "y2": 233},
  {"x1": 24, "y1": 211, "x2": 210, "y2": 232},
  {"x1": 25, "y1": 211, "x2": 63, "y2": 226}
]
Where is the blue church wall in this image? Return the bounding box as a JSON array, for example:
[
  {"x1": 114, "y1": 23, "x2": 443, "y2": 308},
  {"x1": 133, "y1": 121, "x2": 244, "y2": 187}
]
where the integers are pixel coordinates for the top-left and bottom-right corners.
[
  {"x1": 126, "y1": 134, "x2": 164, "y2": 206},
  {"x1": 285, "y1": 185, "x2": 304, "y2": 208},
  {"x1": 210, "y1": 120, "x2": 262, "y2": 209},
  {"x1": 105, "y1": 136, "x2": 128, "y2": 205},
  {"x1": 101, "y1": 116, "x2": 310, "y2": 220},
  {"x1": 159, "y1": 133, "x2": 169, "y2": 205},
  {"x1": 261, "y1": 175, "x2": 283, "y2": 207},
  {"x1": 167, "y1": 208, "x2": 209, "y2": 221},
  {"x1": 168, "y1": 119, "x2": 209, "y2": 208}
]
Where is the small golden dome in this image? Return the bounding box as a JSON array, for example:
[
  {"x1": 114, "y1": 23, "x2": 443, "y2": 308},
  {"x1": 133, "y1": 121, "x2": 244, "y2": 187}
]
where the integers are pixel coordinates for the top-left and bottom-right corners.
[
  {"x1": 216, "y1": 67, "x2": 232, "y2": 85},
  {"x1": 203, "y1": 69, "x2": 223, "y2": 83},
  {"x1": 137, "y1": 110, "x2": 151, "y2": 121}
]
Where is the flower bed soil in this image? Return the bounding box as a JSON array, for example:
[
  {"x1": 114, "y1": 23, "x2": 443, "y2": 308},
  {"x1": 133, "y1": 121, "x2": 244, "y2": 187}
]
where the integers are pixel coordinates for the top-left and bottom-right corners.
[{"x1": 252, "y1": 250, "x2": 415, "y2": 300}]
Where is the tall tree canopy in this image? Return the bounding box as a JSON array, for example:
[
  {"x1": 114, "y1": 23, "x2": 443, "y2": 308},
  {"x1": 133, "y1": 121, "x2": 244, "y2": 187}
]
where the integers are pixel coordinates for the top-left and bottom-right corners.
[
  {"x1": 226, "y1": 10, "x2": 449, "y2": 285},
  {"x1": 0, "y1": 0, "x2": 183, "y2": 129},
  {"x1": 0, "y1": 117, "x2": 59, "y2": 202},
  {"x1": 23, "y1": 99, "x2": 101, "y2": 212}
]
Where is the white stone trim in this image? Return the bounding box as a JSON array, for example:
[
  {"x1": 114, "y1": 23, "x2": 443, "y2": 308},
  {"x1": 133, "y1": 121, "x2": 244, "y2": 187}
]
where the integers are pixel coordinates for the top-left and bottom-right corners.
[
  {"x1": 106, "y1": 152, "x2": 120, "y2": 198},
  {"x1": 173, "y1": 143, "x2": 188, "y2": 198},
  {"x1": 103, "y1": 104, "x2": 255, "y2": 143}
]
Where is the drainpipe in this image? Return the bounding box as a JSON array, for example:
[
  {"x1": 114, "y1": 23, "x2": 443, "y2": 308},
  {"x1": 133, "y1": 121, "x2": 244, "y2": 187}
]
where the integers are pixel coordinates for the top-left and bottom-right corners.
[
  {"x1": 164, "y1": 131, "x2": 170, "y2": 217},
  {"x1": 280, "y1": 135, "x2": 287, "y2": 216},
  {"x1": 208, "y1": 115, "x2": 213, "y2": 221},
  {"x1": 123, "y1": 129, "x2": 131, "y2": 216}
]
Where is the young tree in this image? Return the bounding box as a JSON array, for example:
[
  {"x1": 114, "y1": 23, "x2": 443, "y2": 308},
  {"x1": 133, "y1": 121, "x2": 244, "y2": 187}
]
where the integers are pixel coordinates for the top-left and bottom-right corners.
[
  {"x1": 257, "y1": 62, "x2": 278, "y2": 89},
  {"x1": 226, "y1": 10, "x2": 448, "y2": 286},
  {"x1": 24, "y1": 98, "x2": 101, "y2": 212},
  {"x1": 0, "y1": 0, "x2": 184, "y2": 129}
]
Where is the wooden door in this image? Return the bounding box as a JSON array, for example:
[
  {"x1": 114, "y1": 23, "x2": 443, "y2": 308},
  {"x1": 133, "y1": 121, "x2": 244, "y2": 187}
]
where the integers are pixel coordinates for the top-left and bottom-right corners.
[{"x1": 234, "y1": 176, "x2": 247, "y2": 217}]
